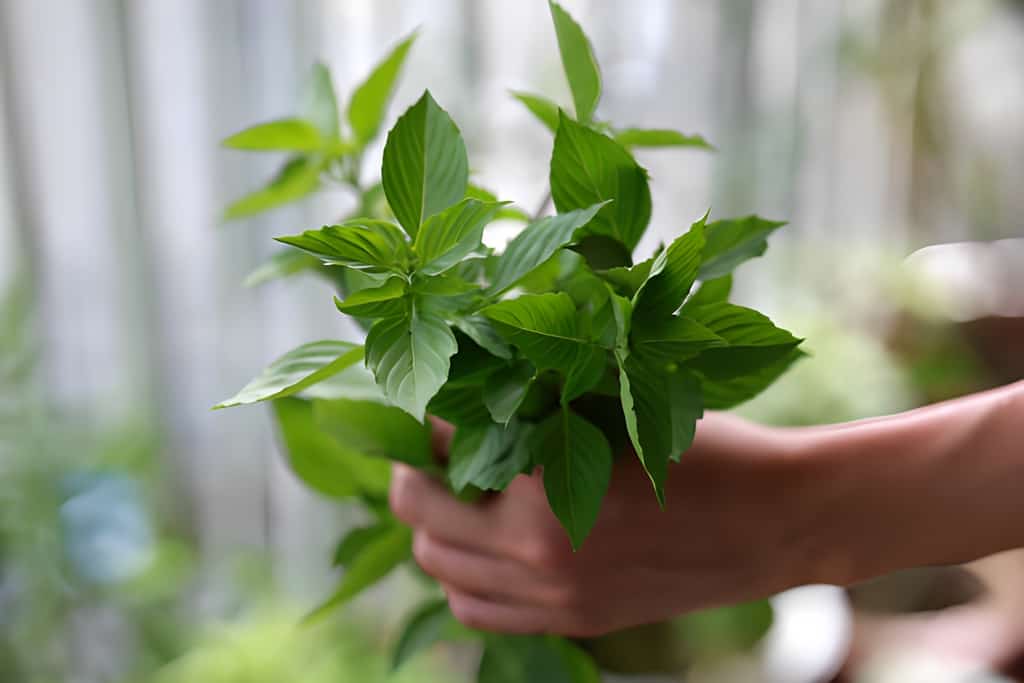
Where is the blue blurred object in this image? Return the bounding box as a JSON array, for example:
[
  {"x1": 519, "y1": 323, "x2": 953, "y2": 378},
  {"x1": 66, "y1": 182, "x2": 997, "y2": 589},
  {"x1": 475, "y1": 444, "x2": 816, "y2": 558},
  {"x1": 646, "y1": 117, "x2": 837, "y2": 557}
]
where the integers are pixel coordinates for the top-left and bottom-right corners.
[{"x1": 60, "y1": 471, "x2": 155, "y2": 585}]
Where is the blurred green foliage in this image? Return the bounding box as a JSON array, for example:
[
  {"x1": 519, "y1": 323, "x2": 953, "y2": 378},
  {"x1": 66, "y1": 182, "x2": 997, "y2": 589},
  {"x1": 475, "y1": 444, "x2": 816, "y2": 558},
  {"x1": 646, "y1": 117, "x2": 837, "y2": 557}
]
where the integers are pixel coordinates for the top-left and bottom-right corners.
[{"x1": 145, "y1": 608, "x2": 448, "y2": 683}]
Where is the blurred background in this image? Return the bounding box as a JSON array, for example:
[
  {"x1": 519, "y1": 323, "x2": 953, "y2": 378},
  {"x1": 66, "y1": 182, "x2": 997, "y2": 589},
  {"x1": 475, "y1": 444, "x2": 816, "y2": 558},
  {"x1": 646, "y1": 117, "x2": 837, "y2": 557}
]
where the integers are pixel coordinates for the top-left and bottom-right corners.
[{"x1": 1, "y1": 1, "x2": 1022, "y2": 681}]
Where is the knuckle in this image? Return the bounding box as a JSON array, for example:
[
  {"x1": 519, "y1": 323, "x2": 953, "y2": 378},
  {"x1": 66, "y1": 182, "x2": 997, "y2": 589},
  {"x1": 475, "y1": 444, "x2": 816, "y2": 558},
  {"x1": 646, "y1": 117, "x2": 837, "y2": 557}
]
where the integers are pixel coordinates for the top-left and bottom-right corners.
[
  {"x1": 522, "y1": 535, "x2": 573, "y2": 572},
  {"x1": 412, "y1": 533, "x2": 441, "y2": 574},
  {"x1": 388, "y1": 467, "x2": 421, "y2": 524},
  {"x1": 448, "y1": 595, "x2": 487, "y2": 631},
  {"x1": 546, "y1": 581, "x2": 586, "y2": 610}
]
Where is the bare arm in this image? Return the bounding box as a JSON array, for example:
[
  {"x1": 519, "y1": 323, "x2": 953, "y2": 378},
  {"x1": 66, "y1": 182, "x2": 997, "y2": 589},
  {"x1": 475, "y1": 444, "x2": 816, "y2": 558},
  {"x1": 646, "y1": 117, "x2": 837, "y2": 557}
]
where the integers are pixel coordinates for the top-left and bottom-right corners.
[{"x1": 788, "y1": 379, "x2": 1024, "y2": 587}]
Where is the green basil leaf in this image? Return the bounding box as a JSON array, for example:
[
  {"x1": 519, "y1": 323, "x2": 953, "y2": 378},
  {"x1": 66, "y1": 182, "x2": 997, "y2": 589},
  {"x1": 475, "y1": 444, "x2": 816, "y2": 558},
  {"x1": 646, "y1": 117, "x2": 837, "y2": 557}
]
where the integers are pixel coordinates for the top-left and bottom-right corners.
[
  {"x1": 617, "y1": 356, "x2": 703, "y2": 502},
  {"x1": 411, "y1": 272, "x2": 479, "y2": 301},
  {"x1": 382, "y1": 91, "x2": 469, "y2": 238},
  {"x1": 333, "y1": 522, "x2": 393, "y2": 568},
  {"x1": 449, "y1": 420, "x2": 531, "y2": 493},
  {"x1": 548, "y1": 2, "x2": 601, "y2": 123},
  {"x1": 215, "y1": 341, "x2": 364, "y2": 408},
  {"x1": 614, "y1": 128, "x2": 713, "y2": 150},
  {"x1": 698, "y1": 347, "x2": 805, "y2": 410},
  {"x1": 561, "y1": 344, "x2": 607, "y2": 402},
  {"x1": 550, "y1": 113, "x2": 650, "y2": 251},
  {"x1": 487, "y1": 202, "x2": 608, "y2": 295},
  {"x1": 427, "y1": 385, "x2": 492, "y2": 425},
  {"x1": 273, "y1": 397, "x2": 390, "y2": 499},
  {"x1": 631, "y1": 315, "x2": 725, "y2": 363},
  {"x1": 677, "y1": 600, "x2": 774, "y2": 660},
  {"x1": 680, "y1": 275, "x2": 732, "y2": 312},
  {"x1": 364, "y1": 301, "x2": 458, "y2": 421},
  {"x1": 482, "y1": 293, "x2": 603, "y2": 402},
  {"x1": 243, "y1": 249, "x2": 320, "y2": 288},
  {"x1": 415, "y1": 198, "x2": 504, "y2": 275},
  {"x1": 312, "y1": 398, "x2": 434, "y2": 467},
  {"x1": 510, "y1": 91, "x2": 561, "y2": 132},
  {"x1": 478, "y1": 635, "x2": 600, "y2": 683},
  {"x1": 446, "y1": 334, "x2": 510, "y2": 386},
  {"x1": 276, "y1": 219, "x2": 410, "y2": 273},
  {"x1": 223, "y1": 157, "x2": 321, "y2": 220},
  {"x1": 301, "y1": 360, "x2": 385, "y2": 402},
  {"x1": 453, "y1": 316, "x2": 514, "y2": 360},
  {"x1": 411, "y1": 272, "x2": 478, "y2": 298},
  {"x1": 598, "y1": 257, "x2": 654, "y2": 298},
  {"x1": 483, "y1": 360, "x2": 537, "y2": 424},
  {"x1": 222, "y1": 118, "x2": 324, "y2": 152},
  {"x1": 633, "y1": 212, "x2": 707, "y2": 320},
  {"x1": 348, "y1": 32, "x2": 417, "y2": 144},
  {"x1": 570, "y1": 234, "x2": 632, "y2": 271},
  {"x1": 305, "y1": 522, "x2": 411, "y2": 622},
  {"x1": 532, "y1": 409, "x2": 612, "y2": 550},
  {"x1": 392, "y1": 599, "x2": 468, "y2": 672},
  {"x1": 684, "y1": 303, "x2": 802, "y2": 379},
  {"x1": 549, "y1": 639, "x2": 603, "y2": 683},
  {"x1": 334, "y1": 277, "x2": 407, "y2": 318},
  {"x1": 699, "y1": 216, "x2": 786, "y2": 280},
  {"x1": 301, "y1": 62, "x2": 340, "y2": 138}
]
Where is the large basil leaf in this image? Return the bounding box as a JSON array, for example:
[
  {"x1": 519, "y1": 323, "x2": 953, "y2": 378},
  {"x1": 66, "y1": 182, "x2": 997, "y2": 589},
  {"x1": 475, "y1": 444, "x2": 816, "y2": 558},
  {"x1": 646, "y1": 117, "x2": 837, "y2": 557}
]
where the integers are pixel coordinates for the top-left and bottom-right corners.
[
  {"x1": 415, "y1": 198, "x2": 503, "y2": 275},
  {"x1": 550, "y1": 114, "x2": 650, "y2": 251},
  {"x1": 483, "y1": 360, "x2": 537, "y2": 424},
  {"x1": 334, "y1": 277, "x2": 407, "y2": 318},
  {"x1": 614, "y1": 128, "x2": 713, "y2": 150},
  {"x1": 392, "y1": 599, "x2": 470, "y2": 672},
  {"x1": 280, "y1": 218, "x2": 411, "y2": 274},
  {"x1": 382, "y1": 91, "x2": 469, "y2": 238},
  {"x1": 698, "y1": 347, "x2": 806, "y2": 410},
  {"x1": 548, "y1": 2, "x2": 601, "y2": 123},
  {"x1": 618, "y1": 356, "x2": 703, "y2": 502},
  {"x1": 276, "y1": 219, "x2": 411, "y2": 272},
  {"x1": 630, "y1": 315, "x2": 724, "y2": 363},
  {"x1": 305, "y1": 522, "x2": 411, "y2": 622},
  {"x1": 483, "y1": 293, "x2": 604, "y2": 401},
  {"x1": 312, "y1": 398, "x2": 434, "y2": 467},
  {"x1": 632, "y1": 213, "x2": 707, "y2": 321},
  {"x1": 699, "y1": 216, "x2": 786, "y2": 280},
  {"x1": 348, "y1": 32, "x2": 417, "y2": 144},
  {"x1": 478, "y1": 634, "x2": 601, "y2": 683},
  {"x1": 300, "y1": 62, "x2": 340, "y2": 138},
  {"x1": 364, "y1": 301, "x2": 458, "y2": 421},
  {"x1": 532, "y1": 409, "x2": 612, "y2": 550},
  {"x1": 333, "y1": 522, "x2": 393, "y2": 568},
  {"x1": 221, "y1": 118, "x2": 323, "y2": 152},
  {"x1": 510, "y1": 91, "x2": 561, "y2": 133},
  {"x1": 684, "y1": 303, "x2": 802, "y2": 379},
  {"x1": 487, "y1": 202, "x2": 608, "y2": 296},
  {"x1": 273, "y1": 397, "x2": 390, "y2": 499},
  {"x1": 223, "y1": 157, "x2": 320, "y2": 220},
  {"x1": 448, "y1": 420, "x2": 532, "y2": 493},
  {"x1": 243, "y1": 249, "x2": 320, "y2": 288},
  {"x1": 215, "y1": 341, "x2": 364, "y2": 408},
  {"x1": 680, "y1": 275, "x2": 732, "y2": 312}
]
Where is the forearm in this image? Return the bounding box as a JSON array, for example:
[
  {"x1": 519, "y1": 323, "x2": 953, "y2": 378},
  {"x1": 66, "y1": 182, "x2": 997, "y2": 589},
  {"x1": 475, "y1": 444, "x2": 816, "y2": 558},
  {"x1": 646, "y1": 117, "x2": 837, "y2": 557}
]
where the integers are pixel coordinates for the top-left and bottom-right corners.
[{"x1": 790, "y1": 380, "x2": 1024, "y2": 587}]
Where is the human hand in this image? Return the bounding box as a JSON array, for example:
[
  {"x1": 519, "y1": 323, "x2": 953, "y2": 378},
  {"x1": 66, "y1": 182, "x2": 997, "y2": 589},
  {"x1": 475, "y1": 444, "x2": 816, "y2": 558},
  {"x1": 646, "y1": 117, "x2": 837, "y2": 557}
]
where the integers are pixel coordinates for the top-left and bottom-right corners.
[{"x1": 389, "y1": 412, "x2": 817, "y2": 636}]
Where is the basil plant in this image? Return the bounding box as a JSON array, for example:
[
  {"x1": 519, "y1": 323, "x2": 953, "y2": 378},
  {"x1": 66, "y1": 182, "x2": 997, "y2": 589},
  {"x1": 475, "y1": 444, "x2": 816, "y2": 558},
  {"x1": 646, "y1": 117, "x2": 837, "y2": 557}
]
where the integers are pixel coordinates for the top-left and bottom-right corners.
[{"x1": 217, "y1": 3, "x2": 802, "y2": 679}]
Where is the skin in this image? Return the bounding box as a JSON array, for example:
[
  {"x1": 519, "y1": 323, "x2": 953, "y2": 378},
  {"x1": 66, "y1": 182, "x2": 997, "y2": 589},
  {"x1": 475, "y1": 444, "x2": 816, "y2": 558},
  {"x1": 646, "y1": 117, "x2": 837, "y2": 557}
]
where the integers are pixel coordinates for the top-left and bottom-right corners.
[{"x1": 389, "y1": 379, "x2": 1024, "y2": 638}]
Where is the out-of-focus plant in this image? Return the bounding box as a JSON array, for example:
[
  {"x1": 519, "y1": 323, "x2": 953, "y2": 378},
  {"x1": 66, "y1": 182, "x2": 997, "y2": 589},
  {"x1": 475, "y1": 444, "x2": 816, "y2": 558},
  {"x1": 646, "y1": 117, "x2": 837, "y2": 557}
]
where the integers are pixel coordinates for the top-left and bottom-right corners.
[
  {"x1": 217, "y1": 4, "x2": 805, "y2": 680},
  {"x1": 145, "y1": 607, "x2": 450, "y2": 683},
  {"x1": 0, "y1": 276, "x2": 193, "y2": 682}
]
